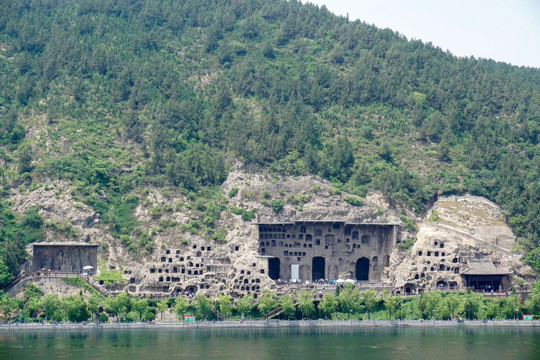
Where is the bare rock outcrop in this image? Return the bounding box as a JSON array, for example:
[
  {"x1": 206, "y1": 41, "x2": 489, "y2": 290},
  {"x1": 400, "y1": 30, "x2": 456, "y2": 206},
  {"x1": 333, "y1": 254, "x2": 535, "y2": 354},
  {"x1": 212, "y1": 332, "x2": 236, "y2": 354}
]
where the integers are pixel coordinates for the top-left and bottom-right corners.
[
  {"x1": 94, "y1": 170, "x2": 403, "y2": 299},
  {"x1": 10, "y1": 182, "x2": 101, "y2": 243},
  {"x1": 388, "y1": 195, "x2": 535, "y2": 293},
  {"x1": 8, "y1": 171, "x2": 535, "y2": 299}
]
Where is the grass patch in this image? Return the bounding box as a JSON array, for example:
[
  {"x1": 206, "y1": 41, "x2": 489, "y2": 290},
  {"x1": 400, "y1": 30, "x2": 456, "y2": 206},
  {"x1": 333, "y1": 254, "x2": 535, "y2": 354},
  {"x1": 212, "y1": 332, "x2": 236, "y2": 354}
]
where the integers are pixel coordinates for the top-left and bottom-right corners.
[
  {"x1": 397, "y1": 237, "x2": 417, "y2": 250},
  {"x1": 400, "y1": 216, "x2": 417, "y2": 232},
  {"x1": 95, "y1": 269, "x2": 124, "y2": 284},
  {"x1": 344, "y1": 195, "x2": 364, "y2": 207},
  {"x1": 428, "y1": 210, "x2": 440, "y2": 222},
  {"x1": 62, "y1": 277, "x2": 105, "y2": 298}
]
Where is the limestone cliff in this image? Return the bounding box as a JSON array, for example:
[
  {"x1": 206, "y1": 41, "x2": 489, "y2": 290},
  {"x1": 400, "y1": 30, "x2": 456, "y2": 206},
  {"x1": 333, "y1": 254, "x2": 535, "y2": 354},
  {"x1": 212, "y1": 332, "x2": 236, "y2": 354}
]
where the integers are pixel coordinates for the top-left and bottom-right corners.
[
  {"x1": 388, "y1": 195, "x2": 535, "y2": 294},
  {"x1": 8, "y1": 170, "x2": 535, "y2": 298}
]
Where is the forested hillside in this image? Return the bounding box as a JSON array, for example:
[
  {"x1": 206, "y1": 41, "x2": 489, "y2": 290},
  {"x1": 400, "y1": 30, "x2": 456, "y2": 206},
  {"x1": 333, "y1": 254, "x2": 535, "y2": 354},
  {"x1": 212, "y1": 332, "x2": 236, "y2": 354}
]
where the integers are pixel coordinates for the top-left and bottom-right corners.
[{"x1": 0, "y1": 0, "x2": 538, "y2": 283}]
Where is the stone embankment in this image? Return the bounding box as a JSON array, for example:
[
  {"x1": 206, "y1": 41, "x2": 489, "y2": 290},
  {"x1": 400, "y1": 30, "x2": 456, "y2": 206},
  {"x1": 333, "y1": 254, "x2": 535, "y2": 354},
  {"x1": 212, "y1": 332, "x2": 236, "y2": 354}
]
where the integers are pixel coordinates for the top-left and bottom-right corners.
[
  {"x1": 4, "y1": 274, "x2": 99, "y2": 300},
  {"x1": 1, "y1": 319, "x2": 539, "y2": 331}
]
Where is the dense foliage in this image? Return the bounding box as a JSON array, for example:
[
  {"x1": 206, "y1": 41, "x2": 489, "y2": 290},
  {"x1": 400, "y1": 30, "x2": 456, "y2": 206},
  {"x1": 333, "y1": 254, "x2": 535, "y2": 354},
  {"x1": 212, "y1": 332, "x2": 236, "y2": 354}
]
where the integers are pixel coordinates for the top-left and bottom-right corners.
[
  {"x1": 2, "y1": 283, "x2": 540, "y2": 323},
  {"x1": 0, "y1": 204, "x2": 44, "y2": 287},
  {"x1": 0, "y1": 0, "x2": 538, "y2": 278}
]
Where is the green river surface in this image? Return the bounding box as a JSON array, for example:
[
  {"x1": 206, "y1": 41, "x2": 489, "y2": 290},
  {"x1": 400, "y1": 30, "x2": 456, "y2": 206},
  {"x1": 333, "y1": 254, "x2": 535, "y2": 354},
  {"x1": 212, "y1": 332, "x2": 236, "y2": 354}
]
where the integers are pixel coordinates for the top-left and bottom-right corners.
[{"x1": 1, "y1": 327, "x2": 539, "y2": 360}]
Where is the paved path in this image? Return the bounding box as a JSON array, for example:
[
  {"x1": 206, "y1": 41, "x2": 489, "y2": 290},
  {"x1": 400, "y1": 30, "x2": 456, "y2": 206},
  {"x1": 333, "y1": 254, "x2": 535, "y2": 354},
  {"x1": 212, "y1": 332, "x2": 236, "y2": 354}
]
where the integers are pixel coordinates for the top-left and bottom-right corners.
[{"x1": 1, "y1": 319, "x2": 539, "y2": 330}]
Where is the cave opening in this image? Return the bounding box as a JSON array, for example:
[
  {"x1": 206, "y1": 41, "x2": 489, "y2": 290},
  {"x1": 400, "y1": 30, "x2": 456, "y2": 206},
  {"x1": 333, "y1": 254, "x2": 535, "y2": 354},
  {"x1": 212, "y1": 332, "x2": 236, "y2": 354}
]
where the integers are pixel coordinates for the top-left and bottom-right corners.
[
  {"x1": 356, "y1": 257, "x2": 370, "y2": 281},
  {"x1": 268, "y1": 258, "x2": 280, "y2": 280},
  {"x1": 312, "y1": 257, "x2": 325, "y2": 280}
]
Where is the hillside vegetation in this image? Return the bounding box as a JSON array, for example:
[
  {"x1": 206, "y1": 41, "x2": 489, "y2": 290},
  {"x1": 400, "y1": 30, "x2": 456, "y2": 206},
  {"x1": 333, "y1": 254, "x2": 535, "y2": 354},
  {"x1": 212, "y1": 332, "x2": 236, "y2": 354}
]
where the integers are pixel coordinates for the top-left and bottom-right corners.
[{"x1": 0, "y1": 0, "x2": 538, "y2": 284}]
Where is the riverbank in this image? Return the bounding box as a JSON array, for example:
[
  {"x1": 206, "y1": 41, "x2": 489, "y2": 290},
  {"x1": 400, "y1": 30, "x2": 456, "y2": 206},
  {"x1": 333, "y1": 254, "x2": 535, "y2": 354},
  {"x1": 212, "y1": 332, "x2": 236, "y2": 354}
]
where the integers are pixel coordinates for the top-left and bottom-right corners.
[{"x1": 1, "y1": 319, "x2": 539, "y2": 330}]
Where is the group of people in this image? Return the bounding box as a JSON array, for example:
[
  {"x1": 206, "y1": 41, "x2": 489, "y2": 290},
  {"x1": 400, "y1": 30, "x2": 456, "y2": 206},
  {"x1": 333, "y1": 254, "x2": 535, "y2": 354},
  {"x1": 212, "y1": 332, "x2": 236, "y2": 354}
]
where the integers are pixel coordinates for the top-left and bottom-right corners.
[
  {"x1": 23, "y1": 268, "x2": 57, "y2": 277},
  {"x1": 273, "y1": 278, "x2": 342, "y2": 286}
]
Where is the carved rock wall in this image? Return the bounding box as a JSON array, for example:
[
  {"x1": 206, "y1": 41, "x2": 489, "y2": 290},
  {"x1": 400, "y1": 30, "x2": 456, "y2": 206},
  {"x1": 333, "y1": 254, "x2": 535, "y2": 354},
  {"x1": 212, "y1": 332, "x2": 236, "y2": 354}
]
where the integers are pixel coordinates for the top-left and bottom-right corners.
[
  {"x1": 9, "y1": 171, "x2": 535, "y2": 299},
  {"x1": 387, "y1": 195, "x2": 535, "y2": 293}
]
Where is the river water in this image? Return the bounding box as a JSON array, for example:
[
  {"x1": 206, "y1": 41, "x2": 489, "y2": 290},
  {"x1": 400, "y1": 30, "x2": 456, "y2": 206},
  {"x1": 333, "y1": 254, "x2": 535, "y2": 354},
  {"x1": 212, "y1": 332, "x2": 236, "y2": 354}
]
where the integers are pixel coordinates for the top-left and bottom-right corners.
[{"x1": 0, "y1": 326, "x2": 539, "y2": 360}]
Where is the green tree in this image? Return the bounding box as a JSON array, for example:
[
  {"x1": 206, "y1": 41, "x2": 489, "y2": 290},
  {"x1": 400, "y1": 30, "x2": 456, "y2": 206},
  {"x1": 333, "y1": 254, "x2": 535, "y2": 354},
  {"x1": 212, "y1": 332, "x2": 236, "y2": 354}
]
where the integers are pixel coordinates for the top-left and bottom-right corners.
[
  {"x1": 272, "y1": 199, "x2": 283, "y2": 213},
  {"x1": 87, "y1": 293, "x2": 103, "y2": 321},
  {"x1": 379, "y1": 141, "x2": 393, "y2": 163},
  {"x1": 459, "y1": 291, "x2": 483, "y2": 320},
  {"x1": 217, "y1": 294, "x2": 233, "y2": 318},
  {"x1": 382, "y1": 290, "x2": 402, "y2": 320},
  {"x1": 63, "y1": 295, "x2": 89, "y2": 322},
  {"x1": 319, "y1": 293, "x2": 338, "y2": 319},
  {"x1": 297, "y1": 290, "x2": 315, "y2": 320},
  {"x1": 236, "y1": 294, "x2": 254, "y2": 319},
  {"x1": 338, "y1": 283, "x2": 361, "y2": 314},
  {"x1": 0, "y1": 294, "x2": 21, "y2": 322},
  {"x1": 0, "y1": 260, "x2": 12, "y2": 288},
  {"x1": 417, "y1": 292, "x2": 428, "y2": 319},
  {"x1": 258, "y1": 291, "x2": 277, "y2": 318},
  {"x1": 173, "y1": 296, "x2": 189, "y2": 321},
  {"x1": 438, "y1": 138, "x2": 451, "y2": 162},
  {"x1": 18, "y1": 145, "x2": 33, "y2": 174},
  {"x1": 41, "y1": 294, "x2": 60, "y2": 322},
  {"x1": 498, "y1": 294, "x2": 521, "y2": 320},
  {"x1": 525, "y1": 281, "x2": 540, "y2": 315},
  {"x1": 23, "y1": 284, "x2": 42, "y2": 304},
  {"x1": 131, "y1": 297, "x2": 149, "y2": 322},
  {"x1": 482, "y1": 298, "x2": 498, "y2": 320},
  {"x1": 444, "y1": 293, "x2": 462, "y2": 320},
  {"x1": 194, "y1": 294, "x2": 213, "y2": 320},
  {"x1": 278, "y1": 293, "x2": 296, "y2": 320},
  {"x1": 425, "y1": 291, "x2": 442, "y2": 319},
  {"x1": 361, "y1": 288, "x2": 378, "y2": 319},
  {"x1": 24, "y1": 297, "x2": 41, "y2": 320},
  {"x1": 320, "y1": 136, "x2": 355, "y2": 182},
  {"x1": 106, "y1": 292, "x2": 131, "y2": 322},
  {"x1": 157, "y1": 299, "x2": 169, "y2": 321}
]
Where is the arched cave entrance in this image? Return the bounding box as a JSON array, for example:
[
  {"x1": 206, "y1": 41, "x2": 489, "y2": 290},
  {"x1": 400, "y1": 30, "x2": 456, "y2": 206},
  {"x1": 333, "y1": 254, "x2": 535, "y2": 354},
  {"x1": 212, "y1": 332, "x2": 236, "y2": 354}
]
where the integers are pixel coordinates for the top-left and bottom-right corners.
[
  {"x1": 356, "y1": 257, "x2": 369, "y2": 281},
  {"x1": 312, "y1": 257, "x2": 325, "y2": 280},
  {"x1": 404, "y1": 283, "x2": 416, "y2": 295},
  {"x1": 185, "y1": 285, "x2": 198, "y2": 296},
  {"x1": 268, "y1": 258, "x2": 280, "y2": 280},
  {"x1": 436, "y1": 280, "x2": 448, "y2": 288}
]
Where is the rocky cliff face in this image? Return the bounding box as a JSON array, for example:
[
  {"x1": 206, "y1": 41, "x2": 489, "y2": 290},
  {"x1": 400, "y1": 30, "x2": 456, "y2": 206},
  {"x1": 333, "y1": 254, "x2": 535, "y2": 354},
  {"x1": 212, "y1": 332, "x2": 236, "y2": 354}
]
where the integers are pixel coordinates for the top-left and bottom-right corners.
[
  {"x1": 11, "y1": 181, "x2": 100, "y2": 241},
  {"x1": 388, "y1": 195, "x2": 535, "y2": 293},
  {"x1": 106, "y1": 169, "x2": 403, "y2": 299},
  {"x1": 9, "y1": 170, "x2": 535, "y2": 298}
]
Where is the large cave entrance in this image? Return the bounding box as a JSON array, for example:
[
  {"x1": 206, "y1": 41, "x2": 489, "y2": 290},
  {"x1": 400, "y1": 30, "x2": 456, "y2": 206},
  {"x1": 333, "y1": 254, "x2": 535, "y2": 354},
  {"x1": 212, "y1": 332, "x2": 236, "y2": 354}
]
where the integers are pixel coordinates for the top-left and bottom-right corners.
[
  {"x1": 312, "y1": 257, "x2": 325, "y2": 280},
  {"x1": 268, "y1": 258, "x2": 280, "y2": 280},
  {"x1": 356, "y1": 257, "x2": 370, "y2": 281}
]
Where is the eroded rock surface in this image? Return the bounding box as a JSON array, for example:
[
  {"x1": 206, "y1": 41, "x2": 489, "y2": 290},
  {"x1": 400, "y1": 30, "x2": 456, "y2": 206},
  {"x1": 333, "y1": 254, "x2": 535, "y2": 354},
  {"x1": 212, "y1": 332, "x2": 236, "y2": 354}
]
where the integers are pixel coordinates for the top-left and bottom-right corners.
[
  {"x1": 9, "y1": 171, "x2": 535, "y2": 298},
  {"x1": 388, "y1": 195, "x2": 534, "y2": 294}
]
